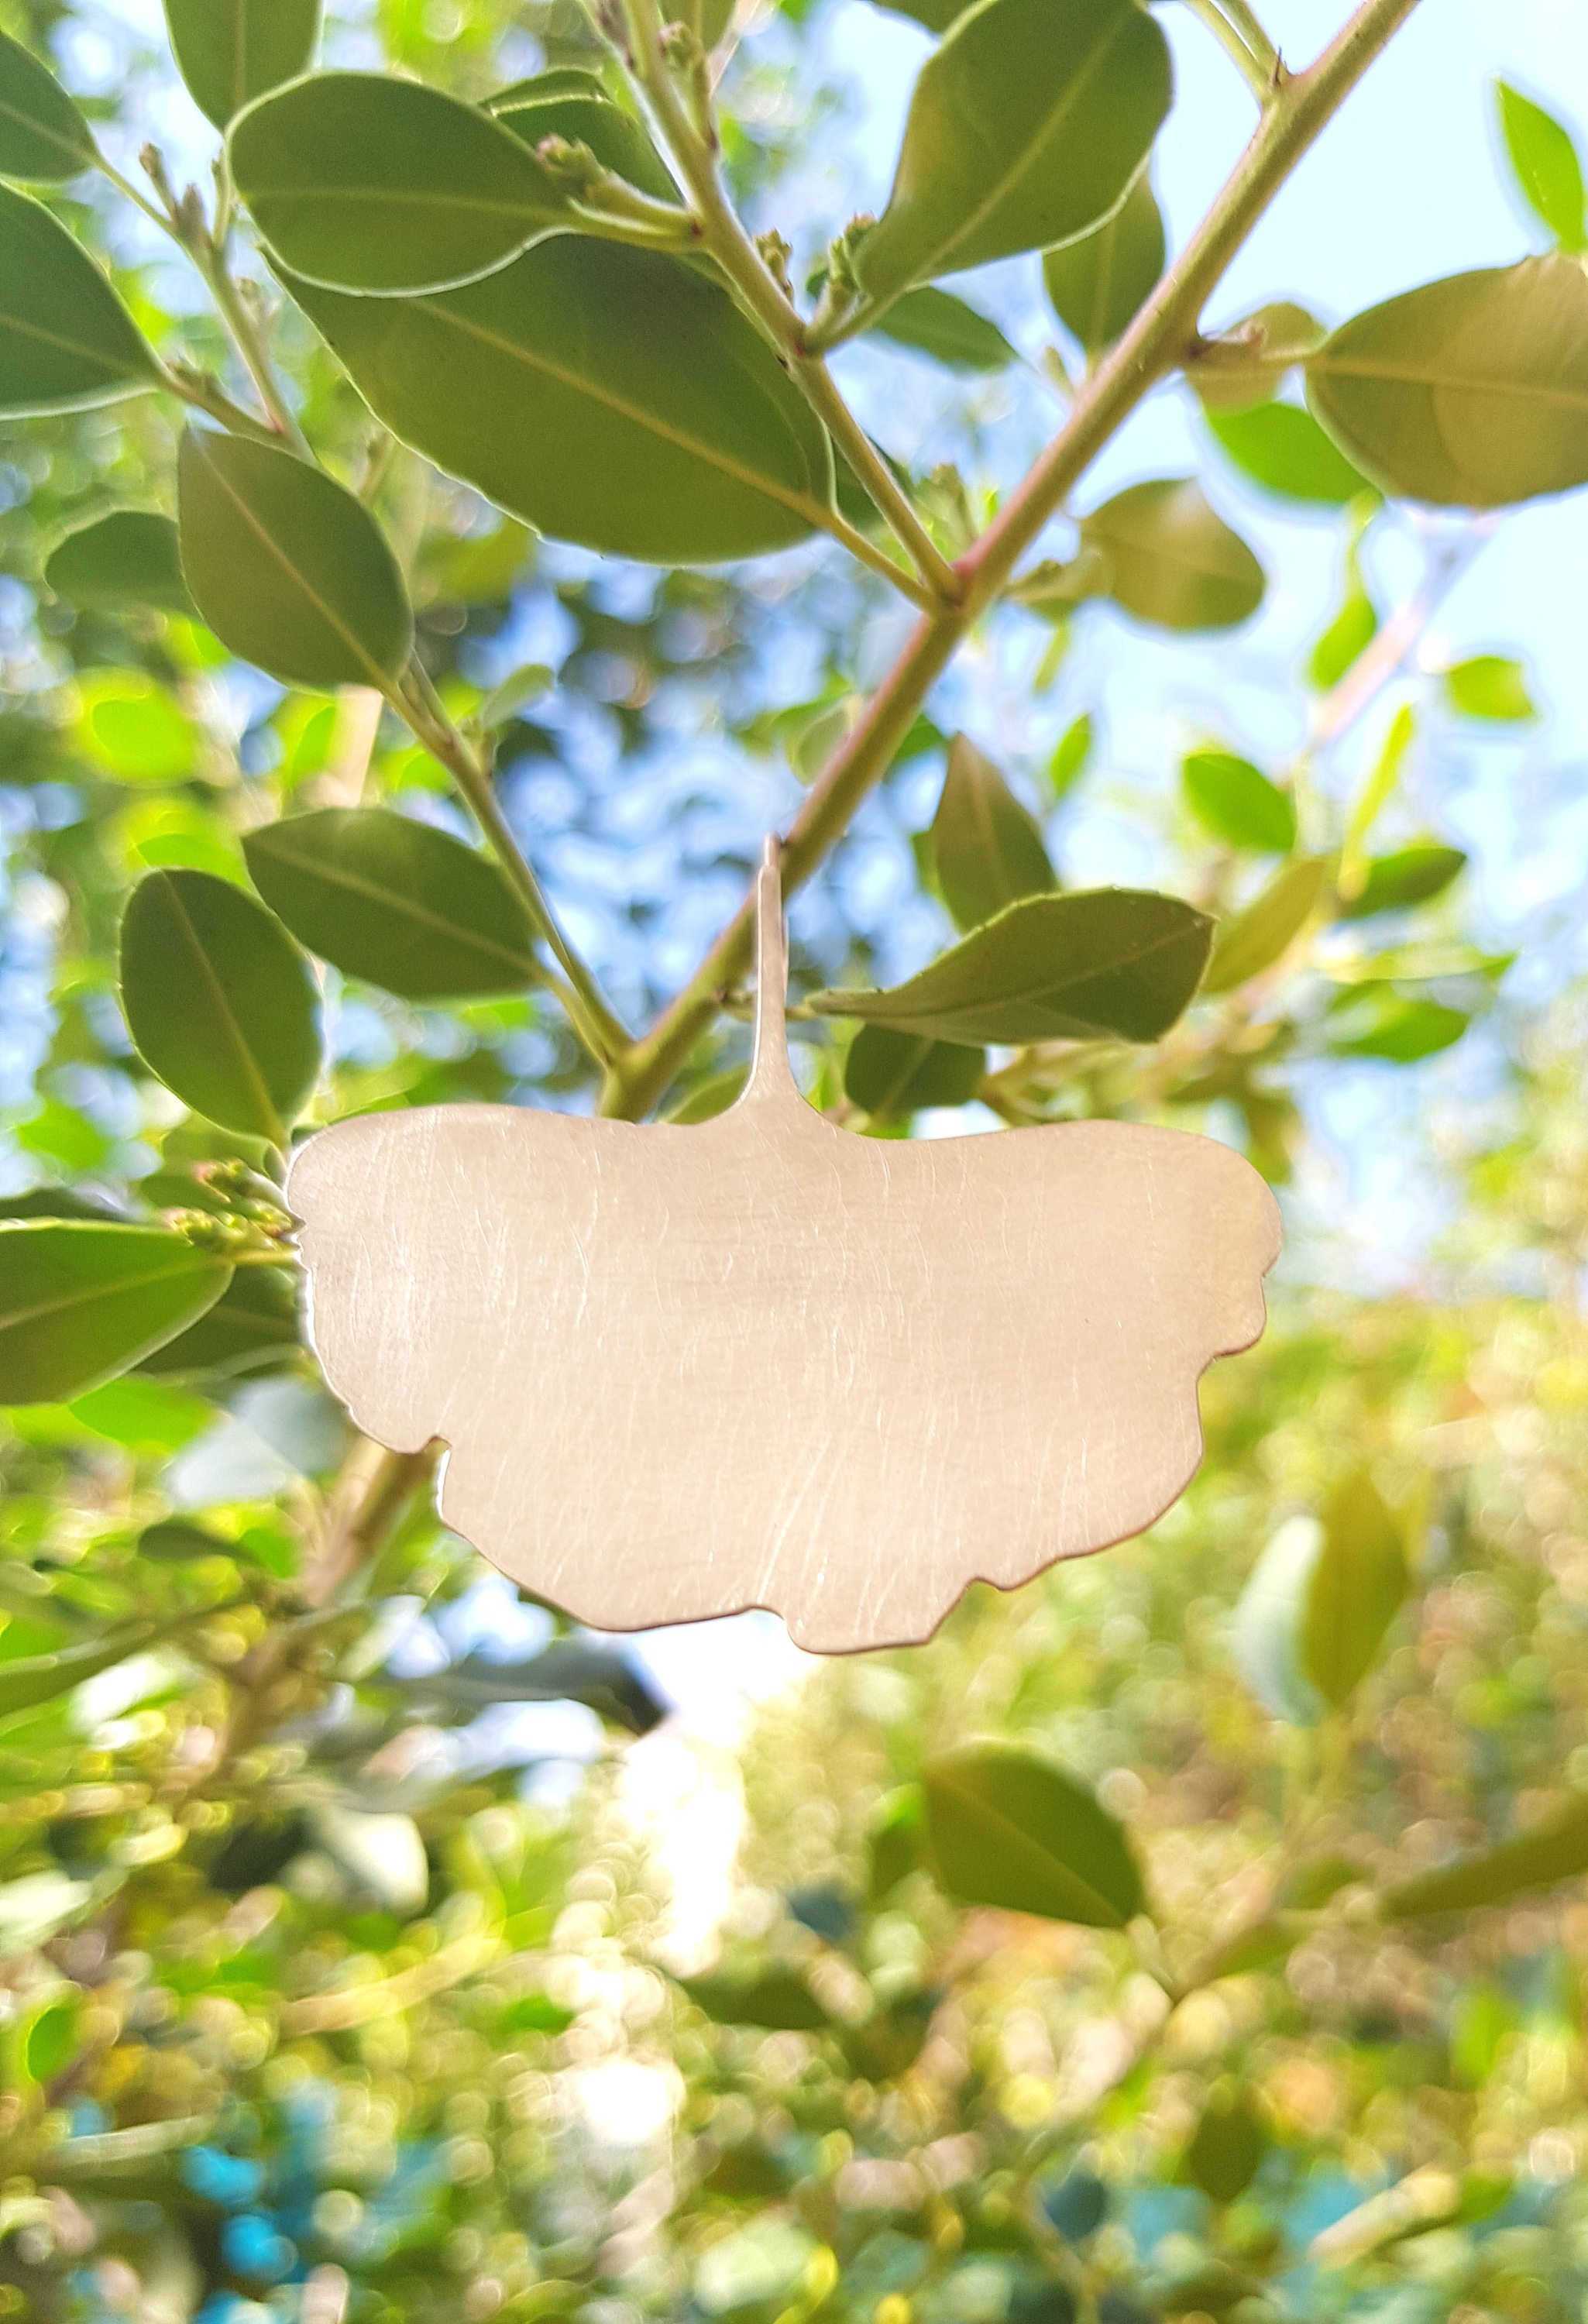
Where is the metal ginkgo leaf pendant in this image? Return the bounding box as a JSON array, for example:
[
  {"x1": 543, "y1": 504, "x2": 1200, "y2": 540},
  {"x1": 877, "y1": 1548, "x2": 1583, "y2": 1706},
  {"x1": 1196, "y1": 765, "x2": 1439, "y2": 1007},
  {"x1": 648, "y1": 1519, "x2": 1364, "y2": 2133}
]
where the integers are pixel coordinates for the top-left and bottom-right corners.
[{"x1": 289, "y1": 844, "x2": 1281, "y2": 1653}]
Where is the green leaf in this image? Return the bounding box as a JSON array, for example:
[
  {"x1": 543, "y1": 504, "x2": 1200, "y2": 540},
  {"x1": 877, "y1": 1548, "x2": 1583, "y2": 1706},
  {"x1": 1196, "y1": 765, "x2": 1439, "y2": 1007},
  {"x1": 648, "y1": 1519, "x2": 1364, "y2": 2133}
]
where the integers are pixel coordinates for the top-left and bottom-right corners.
[
  {"x1": 0, "y1": 28, "x2": 96, "y2": 180},
  {"x1": 486, "y1": 74, "x2": 679, "y2": 206},
  {"x1": 164, "y1": 0, "x2": 321, "y2": 129},
  {"x1": 1184, "y1": 2090, "x2": 1267, "y2": 2205},
  {"x1": 844, "y1": 1026, "x2": 986, "y2": 1120},
  {"x1": 1383, "y1": 1792, "x2": 1588, "y2": 1919},
  {"x1": 0, "y1": 183, "x2": 159, "y2": 417},
  {"x1": 0, "y1": 1224, "x2": 230, "y2": 1406},
  {"x1": 1202, "y1": 857, "x2": 1327, "y2": 994},
  {"x1": 871, "y1": 284, "x2": 1016, "y2": 371},
  {"x1": 1082, "y1": 479, "x2": 1264, "y2": 632},
  {"x1": 1232, "y1": 1514, "x2": 1328, "y2": 1725},
  {"x1": 404, "y1": 1642, "x2": 665, "y2": 1736},
  {"x1": 854, "y1": 0, "x2": 1171, "y2": 302},
  {"x1": 138, "y1": 1264, "x2": 298, "y2": 1380},
  {"x1": 1302, "y1": 1472, "x2": 1409, "y2": 1710},
  {"x1": 1309, "y1": 566, "x2": 1377, "y2": 689},
  {"x1": 1042, "y1": 172, "x2": 1164, "y2": 354},
  {"x1": 1335, "y1": 844, "x2": 1466, "y2": 920},
  {"x1": 1046, "y1": 711, "x2": 1093, "y2": 801},
  {"x1": 44, "y1": 511, "x2": 194, "y2": 617},
  {"x1": 1497, "y1": 81, "x2": 1586, "y2": 253},
  {"x1": 1306, "y1": 254, "x2": 1588, "y2": 507},
  {"x1": 923, "y1": 1744, "x2": 1144, "y2": 1927},
  {"x1": 930, "y1": 734, "x2": 1057, "y2": 930},
  {"x1": 1206, "y1": 400, "x2": 1373, "y2": 506},
  {"x1": 682, "y1": 1971, "x2": 830, "y2": 2032},
  {"x1": 231, "y1": 70, "x2": 580, "y2": 294},
  {"x1": 868, "y1": 1787, "x2": 926, "y2": 1903},
  {"x1": 0, "y1": 1623, "x2": 160, "y2": 1719},
  {"x1": 1182, "y1": 750, "x2": 1296, "y2": 854},
  {"x1": 119, "y1": 868, "x2": 323, "y2": 1144},
  {"x1": 1327, "y1": 988, "x2": 1471, "y2": 1064},
  {"x1": 284, "y1": 240, "x2": 834, "y2": 565},
  {"x1": 811, "y1": 887, "x2": 1212, "y2": 1047},
  {"x1": 179, "y1": 430, "x2": 412, "y2": 690},
  {"x1": 22, "y1": 1996, "x2": 81, "y2": 2085},
  {"x1": 875, "y1": 0, "x2": 970, "y2": 28},
  {"x1": 1188, "y1": 301, "x2": 1324, "y2": 413},
  {"x1": 243, "y1": 808, "x2": 538, "y2": 1001},
  {"x1": 1444, "y1": 655, "x2": 1535, "y2": 722},
  {"x1": 666, "y1": 1066, "x2": 749, "y2": 1125}
]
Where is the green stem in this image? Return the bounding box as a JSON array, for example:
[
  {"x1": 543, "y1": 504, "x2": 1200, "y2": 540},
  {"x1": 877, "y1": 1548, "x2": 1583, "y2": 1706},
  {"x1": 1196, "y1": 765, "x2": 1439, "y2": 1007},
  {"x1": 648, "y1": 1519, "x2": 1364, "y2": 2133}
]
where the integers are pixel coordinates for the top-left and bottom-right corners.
[
  {"x1": 192, "y1": 239, "x2": 308, "y2": 450},
  {"x1": 396, "y1": 665, "x2": 631, "y2": 1069},
  {"x1": 614, "y1": 0, "x2": 961, "y2": 606},
  {"x1": 601, "y1": 0, "x2": 1426, "y2": 1120},
  {"x1": 1179, "y1": 0, "x2": 1280, "y2": 101}
]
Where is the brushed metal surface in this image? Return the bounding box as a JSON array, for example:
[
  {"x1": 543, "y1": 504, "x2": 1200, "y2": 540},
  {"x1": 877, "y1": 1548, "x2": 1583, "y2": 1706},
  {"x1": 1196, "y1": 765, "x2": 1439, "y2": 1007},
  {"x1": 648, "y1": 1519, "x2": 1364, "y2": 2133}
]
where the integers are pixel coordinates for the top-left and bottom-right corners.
[{"x1": 290, "y1": 851, "x2": 1280, "y2": 1651}]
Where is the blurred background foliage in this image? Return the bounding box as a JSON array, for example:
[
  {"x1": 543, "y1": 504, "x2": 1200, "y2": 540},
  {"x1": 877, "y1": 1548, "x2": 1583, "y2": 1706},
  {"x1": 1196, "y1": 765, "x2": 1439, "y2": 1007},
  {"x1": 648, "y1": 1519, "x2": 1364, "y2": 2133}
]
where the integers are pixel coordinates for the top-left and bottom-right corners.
[{"x1": 1, "y1": 0, "x2": 1588, "y2": 2322}]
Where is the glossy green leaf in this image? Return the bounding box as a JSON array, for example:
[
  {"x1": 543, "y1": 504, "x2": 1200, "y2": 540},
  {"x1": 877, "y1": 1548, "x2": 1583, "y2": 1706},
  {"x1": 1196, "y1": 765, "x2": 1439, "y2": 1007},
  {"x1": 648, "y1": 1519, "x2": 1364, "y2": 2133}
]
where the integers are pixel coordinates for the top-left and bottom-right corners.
[
  {"x1": 164, "y1": 0, "x2": 321, "y2": 129},
  {"x1": 855, "y1": 0, "x2": 1171, "y2": 301},
  {"x1": 138, "y1": 1264, "x2": 298, "y2": 1379},
  {"x1": 1047, "y1": 710, "x2": 1093, "y2": 800},
  {"x1": 1328, "y1": 988, "x2": 1471, "y2": 1063},
  {"x1": 1444, "y1": 655, "x2": 1535, "y2": 721},
  {"x1": 0, "y1": 1620, "x2": 161, "y2": 1719},
  {"x1": 231, "y1": 71, "x2": 579, "y2": 294},
  {"x1": 930, "y1": 734, "x2": 1056, "y2": 930},
  {"x1": 682, "y1": 1971, "x2": 830, "y2": 2032},
  {"x1": 243, "y1": 808, "x2": 538, "y2": 1000},
  {"x1": 844, "y1": 1026, "x2": 985, "y2": 1119},
  {"x1": 1184, "y1": 2090, "x2": 1266, "y2": 2205},
  {"x1": 1335, "y1": 844, "x2": 1466, "y2": 920},
  {"x1": 1042, "y1": 173, "x2": 1164, "y2": 353},
  {"x1": 0, "y1": 28, "x2": 96, "y2": 180},
  {"x1": 1206, "y1": 400, "x2": 1373, "y2": 506},
  {"x1": 1082, "y1": 480, "x2": 1264, "y2": 633},
  {"x1": 119, "y1": 868, "x2": 323, "y2": 1144},
  {"x1": 1497, "y1": 81, "x2": 1586, "y2": 253},
  {"x1": 1182, "y1": 751, "x2": 1296, "y2": 854},
  {"x1": 0, "y1": 184, "x2": 159, "y2": 416},
  {"x1": 486, "y1": 74, "x2": 679, "y2": 206},
  {"x1": 871, "y1": 284, "x2": 1016, "y2": 371},
  {"x1": 179, "y1": 430, "x2": 413, "y2": 690},
  {"x1": 1307, "y1": 255, "x2": 1588, "y2": 507},
  {"x1": 0, "y1": 1223, "x2": 230, "y2": 1406},
  {"x1": 1383, "y1": 1792, "x2": 1588, "y2": 1919},
  {"x1": 45, "y1": 511, "x2": 194, "y2": 617},
  {"x1": 1303, "y1": 1472, "x2": 1409, "y2": 1710},
  {"x1": 924, "y1": 1744, "x2": 1144, "y2": 1927},
  {"x1": 1202, "y1": 857, "x2": 1327, "y2": 994},
  {"x1": 813, "y1": 887, "x2": 1211, "y2": 1047},
  {"x1": 285, "y1": 241, "x2": 834, "y2": 565}
]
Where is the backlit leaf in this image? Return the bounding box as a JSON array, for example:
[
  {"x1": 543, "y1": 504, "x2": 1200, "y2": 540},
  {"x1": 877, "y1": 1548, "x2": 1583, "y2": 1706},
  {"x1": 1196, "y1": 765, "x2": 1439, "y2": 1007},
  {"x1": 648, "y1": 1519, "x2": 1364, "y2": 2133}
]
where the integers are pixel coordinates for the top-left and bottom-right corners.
[
  {"x1": 231, "y1": 70, "x2": 577, "y2": 294},
  {"x1": 1184, "y1": 2089, "x2": 1267, "y2": 2205},
  {"x1": 1082, "y1": 479, "x2": 1264, "y2": 632},
  {"x1": 1327, "y1": 988, "x2": 1471, "y2": 1063},
  {"x1": 872, "y1": 284, "x2": 1016, "y2": 371},
  {"x1": 1444, "y1": 655, "x2": 1535, "y2": 721},
  {"x1": 179, "y1": 429, "x2": 413, "y2": 690},
  {"x1": 1497, "y1": 81, "x2": 1586, "y2": 253},
  {"x1": 1182, "y1": 751, "x2": 1296, "y2": 854},
  {"x1": 165, "y1": 0, "x2": 321, "y2": 129},
  {"x1": 683, "y1": 1971, "x2": 830, "y2": 2032},
  {"x1": 1384, "y1": 1793, "x2": 1588, "y2": 1918},
  {"x1": 930, "y1": 734, "x2": 1056, "y2": 930},
  {"x1": 245, "y1": 809, "x2": 538, "y2": 1001},
  {"x1": 285, "y1": 241, "x2": 834, "y2": 565},
  {"x1": 486, "y1": 72, "x2": 679, "y2": 205},
  {"x1": 854, "y1": 0, "x2": 1170, "y2": 302},
  {"x1": 45, "y1": 511, "x2": 194, "y2": 617},
  {"x1": 1335, "y1": 844, "x2": 1466, "y2": 920},
  {"x1": 0, "y1": 184, "x2": 159, "y2": 416},
  {"x1": 812, "y1": 888, "x2": 1211, "y2": 1047},
  {"x1": 0, "y1": 1223, "x2": 230, "y2": 1406},
  {"x1": 119, "y1": 868, "x2": 323, "y2": 1144},
  {"x1": 924, "y1": 1744, "x2": 1144, "y2": 1927},
  {"x1": 1202, "y1": 857, "x2": 1327, "y2": 993},
  {"x1": 1042, "y1": 173, "x2": 1164, "y2": 354},
  {"x1": 1302, "y1": 1472, "x2": 1409, "y2": 1709},
  {"x1": 1307, "y1": 255, "x2": 1588, "y2": 507},
  {"x1": 1206, "y1": 400, "x2": 1372, "y2": 506},
  {"x1": 0, "y1": 27, "x2": 96, "y2": 180},
  {"x1": 1047, "y1": 711, "x2": 1093, "y2": 800},
  {"x1": 844, "y1": 1026, "x2": 985, "y2": 1119}
]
